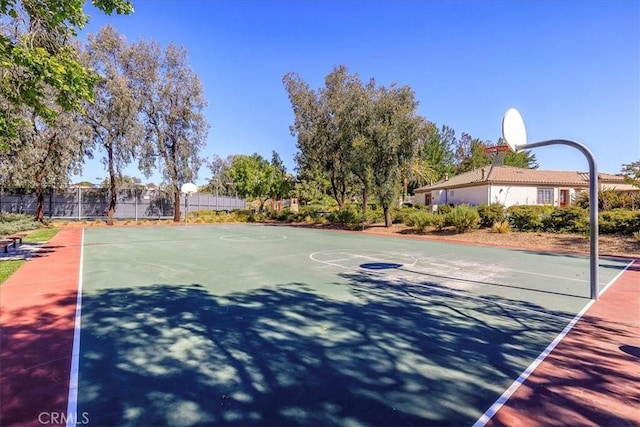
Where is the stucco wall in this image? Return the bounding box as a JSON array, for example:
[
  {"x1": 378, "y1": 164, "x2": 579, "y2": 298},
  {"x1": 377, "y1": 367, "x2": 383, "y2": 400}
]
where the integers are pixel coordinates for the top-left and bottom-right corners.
[{"x1": 416, "y1": 184, "x2": 580, "y2": 208}]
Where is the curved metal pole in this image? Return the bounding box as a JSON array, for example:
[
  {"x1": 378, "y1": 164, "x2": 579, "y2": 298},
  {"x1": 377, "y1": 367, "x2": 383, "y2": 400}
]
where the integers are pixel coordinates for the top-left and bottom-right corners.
[{"x1": 515, "y1": 139, "x2": 599, "y2": 299}]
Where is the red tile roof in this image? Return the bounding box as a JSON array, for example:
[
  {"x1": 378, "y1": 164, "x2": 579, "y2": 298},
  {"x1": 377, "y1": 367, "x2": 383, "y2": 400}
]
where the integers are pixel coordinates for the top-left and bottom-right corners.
[{"x1": 414, "y1": 165, "x2": 631, "y2": 192}]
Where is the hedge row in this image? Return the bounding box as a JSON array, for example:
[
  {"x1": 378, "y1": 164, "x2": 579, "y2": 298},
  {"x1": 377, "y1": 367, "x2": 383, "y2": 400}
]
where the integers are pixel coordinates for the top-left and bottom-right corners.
[
  {"x1": 0, "y1": 213, "x2": 41, "y2": 236},
  {"x1": 495, "y1": 204, "x2": 638, "y2": 235},
  {"x1": 188, "y1": 203, "x2": 639, "y2": 236}
]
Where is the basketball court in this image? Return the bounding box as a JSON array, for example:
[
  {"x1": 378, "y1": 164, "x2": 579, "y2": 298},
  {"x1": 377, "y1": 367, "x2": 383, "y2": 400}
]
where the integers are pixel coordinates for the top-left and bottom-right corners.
[{"x1": 1, "y1": 224, "x2": 638, "y2": 426}]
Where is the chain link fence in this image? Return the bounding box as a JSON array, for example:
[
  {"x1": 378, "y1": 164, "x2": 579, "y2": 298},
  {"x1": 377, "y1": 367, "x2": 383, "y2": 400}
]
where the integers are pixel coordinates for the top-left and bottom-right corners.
[{"x1": 0, "y1": 186, "x2": 246, "y2": 220}]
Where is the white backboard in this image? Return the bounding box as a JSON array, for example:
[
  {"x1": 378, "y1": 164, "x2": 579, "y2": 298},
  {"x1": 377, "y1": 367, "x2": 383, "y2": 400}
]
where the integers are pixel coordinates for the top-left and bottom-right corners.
[
  {"x1": 502, "y1": 108, "x2": 527, "y2": 151},
  {"x1": 180, "y1": 182, "x2": 198, "y2": 195}
]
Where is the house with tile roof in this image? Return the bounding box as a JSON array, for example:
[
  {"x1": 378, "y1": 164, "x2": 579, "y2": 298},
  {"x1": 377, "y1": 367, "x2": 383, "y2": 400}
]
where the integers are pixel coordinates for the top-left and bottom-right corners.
[{"x1": 413, "y1": 165, "x2": 636, "y2": 209}]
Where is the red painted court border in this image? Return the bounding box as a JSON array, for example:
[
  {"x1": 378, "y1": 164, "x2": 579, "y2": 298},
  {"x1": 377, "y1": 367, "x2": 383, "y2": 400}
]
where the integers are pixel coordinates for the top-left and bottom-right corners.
[
  {"x1": 485, "y1": 258, "x2": 640, "y2": 427},
  {"x1": 0, "y1": 225, "x2": 637, "y2": 426},
  {"x1": 0, "y1": 228, "x2": 82, "y2": 427}
]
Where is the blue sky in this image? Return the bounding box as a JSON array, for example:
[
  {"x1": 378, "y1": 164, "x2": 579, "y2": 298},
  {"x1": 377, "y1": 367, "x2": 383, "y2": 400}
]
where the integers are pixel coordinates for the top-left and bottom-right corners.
[{"x1": 75, "y1": 0, "x2": 639, "y2": 185}]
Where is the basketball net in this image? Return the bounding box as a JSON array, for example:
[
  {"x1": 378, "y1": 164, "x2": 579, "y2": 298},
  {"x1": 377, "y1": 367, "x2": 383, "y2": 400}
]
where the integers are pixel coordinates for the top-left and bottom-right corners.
[{"x1": 484, "y1": 145, "x2": 510, "y2": 165}]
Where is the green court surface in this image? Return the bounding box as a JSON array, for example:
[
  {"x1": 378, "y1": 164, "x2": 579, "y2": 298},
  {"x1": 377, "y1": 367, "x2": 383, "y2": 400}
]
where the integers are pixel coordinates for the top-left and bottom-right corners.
[{"x1": 75, "y1": 224, "x2": 631, "y2": 426}]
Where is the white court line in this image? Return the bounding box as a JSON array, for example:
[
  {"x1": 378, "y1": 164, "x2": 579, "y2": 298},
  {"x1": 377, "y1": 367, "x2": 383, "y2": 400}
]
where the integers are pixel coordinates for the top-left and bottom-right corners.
[
  {"x1": 311, "y1": 250, "x2": 417, "y2": 266},
  {"x1": 389, "y1": 252, "x2": 591, "y2": 283},
  {"x1": 309, "y1": 250, "x2": 573, "y2": 321},
  {"x1": 505, "y1": 268, "x2": 588, "y2": 283},
  {"x1": 472, "y1": 258, "x2": 636, "y2": 427},
  {"x1": 66, "y1": 229, "x2": 84, "y2": 427}
]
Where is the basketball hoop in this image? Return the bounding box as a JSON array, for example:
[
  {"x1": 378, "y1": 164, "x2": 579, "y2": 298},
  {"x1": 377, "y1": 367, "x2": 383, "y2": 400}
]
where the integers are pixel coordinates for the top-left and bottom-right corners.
[
  {"x1": 483, "y1": 145, "x2": 511, "y2": 155},
  {"x1": 181, "y1": 183, "x2": 197, "y2": 225}
]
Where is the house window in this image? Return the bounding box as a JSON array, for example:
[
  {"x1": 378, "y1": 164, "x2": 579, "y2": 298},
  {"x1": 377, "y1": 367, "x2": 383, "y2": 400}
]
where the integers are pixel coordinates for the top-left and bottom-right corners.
[
  {"x1": 537, "y1": 188, "x2": 553, "y2": 205},
  {"x1": 449, "y1": 190, "x2": 455, "y2": 197}
]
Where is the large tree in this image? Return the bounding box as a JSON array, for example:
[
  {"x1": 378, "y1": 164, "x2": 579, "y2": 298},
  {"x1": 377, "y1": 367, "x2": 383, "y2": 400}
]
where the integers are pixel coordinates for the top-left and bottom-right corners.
[
  {"x1": 128, "y1": 40, "x2": 209, "y2": 222},
  {"x1": 285, "y1": 65, "x2": 426, "y2": 224},
  {"x1": 228, "y1": 153, "x2": 278, "y2": 212},
  {"x1": 422, "y1": 124, "x2": 456, "y2": 180},
  {"x1": 0, "y1": 100, "x2": 89, "y2": 221},
  {"x1": 0, "y1": 0, "x2": 133, "y2": 149},
  {"x1": 365, "y1": 83, "x2": 421, "y2": 226},
  {"x1": 401, "y1": 119, "x2": 439, "y2": 198},
  {"x1": 82, "y1": 25, "x2": 142, "y2": 225},
  {"x1": 203, "y1": 154, "x2": 235, "y2": 195},
  {"x1": 284, "y1": 66, "x2": 358, "y2": 208}
]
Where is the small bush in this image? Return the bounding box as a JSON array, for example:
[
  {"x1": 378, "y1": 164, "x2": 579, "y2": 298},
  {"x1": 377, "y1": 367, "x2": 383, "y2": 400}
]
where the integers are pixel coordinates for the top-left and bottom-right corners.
[
  {"x1": 0, "y1": 213, "x2": 41, "y2": 235},
  {"x1": 328, "y1": 205, "x2": 360, "y2": 228},
  {"x1": 314, "y1": 216, "x2": 329, "y2": 225},
  {"x1": 436, "y1": 204, "x2": 452, "y2": 215},
  {"x1": 407, "y1": 211, "x2": 437, "y2": 232},
  {"x1": 446, "y1": 205, "x2": 480, "y2": 233},
  {"x1": 393, "y1": 206, "x2": 418, "y2": 224},
  {"x1": 599, "y1": 209, "x2": 640, "y2": 235},
  {"x1": 542, "y1": 206, "x2": 589, "y2": 234},
  {"x1": 431, "y1": 213, "x2": 447, "y2": 231},
  {"x1": 477, "y1": 203, "x2": 506, "y2": 228},
  {"x1": 507, "y1": 205, "x2": 553, "y2": 232},
  {"x1": 491, "y1": 221, "x2": 511, "y2": 234}
]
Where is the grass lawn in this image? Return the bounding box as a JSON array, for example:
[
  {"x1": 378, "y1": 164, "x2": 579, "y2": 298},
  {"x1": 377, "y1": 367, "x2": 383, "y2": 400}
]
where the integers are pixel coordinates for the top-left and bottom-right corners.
[
  {"x1": 0, "y1": 227, "x2": 59, "y2": 285},
  {"x1": 23, "y1": 227, "x2": 59, "y2": 242},
  {"x1": 0, "y1": 260, "x2": 25, "y2": 284}
]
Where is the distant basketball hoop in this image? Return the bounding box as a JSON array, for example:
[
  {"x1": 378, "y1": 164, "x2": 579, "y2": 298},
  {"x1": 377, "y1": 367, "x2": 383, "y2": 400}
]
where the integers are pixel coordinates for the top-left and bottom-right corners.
[
  {"x1": 181, "y1": 182, "x2": 197, "y2": 225},
  {"x1": 181, "y1": 183, "x2": 197, "y2": 195}
]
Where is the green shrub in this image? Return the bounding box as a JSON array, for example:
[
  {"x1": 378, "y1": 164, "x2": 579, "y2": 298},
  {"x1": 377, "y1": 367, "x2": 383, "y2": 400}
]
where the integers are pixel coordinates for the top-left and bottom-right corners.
[
  {"x1": 0, "y1": 213, "x2": 41, "y2": 235},
  {"x1": 0, "y1": 213, "x2": 32, "y2": 223},
  {"x1": 446, "y1": 205, "x2": 480, "y2": 233},
  {"x1": 403, "y1": 210, "x2": 420, "y2": 227},
  {"x1": 404, "y1": 210, "x2": 435, "y2": 231},
  {"x1": 507, "y1": 205, "x2": 554, "y2": 232},
  {"x1": 327, "y1": 205, "x2": 361, "y2": 228},
  {"x1": 393, "y1": 206, "x2": 418, "y2": 224},
  {"x1": 542, "y1": 206, "x2": 589, "y2": 233},
  {"x1": 365, "y1": 205, "x2": 384, "y2": 224},
  {"x1": 575, "y1": 188, "x2": 640, "y2": 211},
  {"x1": 477, "y1": 203, "x2": 506, "y2": 228},
  {"x1": 431, "y1": 213, "x2": 447, "y2": 231},
  {"x1": 599, "y1": 209, "x2": 640, "y2": 235},
  {"x1": 491, "y1": 221, "x2": 511, "y2": 234},
  {"x1": 436, "y1": 204, "x2": 452, "y2": 215}
]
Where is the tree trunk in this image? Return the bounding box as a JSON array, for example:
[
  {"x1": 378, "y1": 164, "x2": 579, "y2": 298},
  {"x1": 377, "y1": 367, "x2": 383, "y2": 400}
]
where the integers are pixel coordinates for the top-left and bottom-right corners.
[
  {"x1": 107, "y1": 182, "x2": 117, "y2": 226},
  {"x1": 383, "y1": 204, "x2": 392, "y2": 227},
  {"x1": 402, "y1": 177, "x2": 408, "y2": 203},
  {"x1": 173, "y1": 190, "x2": 181, "y2": 222},
  {"x1": 35, "y1": 182, "x2": 45, "y2": 222},
  {"x1": 330, "y1": 177, "x2": 344, "y2": 209},
  {"x1": 107, "y1": 148, "x2": 116, "y2": 225},
  {"x1": 362, "y1": 186, "x2": 368, "y2": 211}
]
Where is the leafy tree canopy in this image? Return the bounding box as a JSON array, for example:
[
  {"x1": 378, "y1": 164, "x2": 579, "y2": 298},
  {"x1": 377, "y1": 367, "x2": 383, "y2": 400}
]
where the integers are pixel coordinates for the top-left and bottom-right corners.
[
  {"x1": 621, "y1": 160, "x2": 640, "y2": 187},
  {"x1": 0, "y1": 0, "x2": 134, "y2": 149}
]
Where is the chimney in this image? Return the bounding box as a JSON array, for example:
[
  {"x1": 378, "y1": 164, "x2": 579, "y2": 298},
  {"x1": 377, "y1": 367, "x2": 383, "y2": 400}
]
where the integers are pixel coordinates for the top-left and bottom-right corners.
[
  {"x1": 481, "y1": 168, "x2": 486, "y2": 180},
  {"x1": 444, "y1": 173, "x2": 449, "y2": 181}
]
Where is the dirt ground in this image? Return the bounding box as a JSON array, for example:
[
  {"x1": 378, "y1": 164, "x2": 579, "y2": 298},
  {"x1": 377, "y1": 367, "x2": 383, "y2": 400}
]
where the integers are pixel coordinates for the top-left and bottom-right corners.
[{"x1": 361, "y1": 223, "x2": 640, "y2": 259}]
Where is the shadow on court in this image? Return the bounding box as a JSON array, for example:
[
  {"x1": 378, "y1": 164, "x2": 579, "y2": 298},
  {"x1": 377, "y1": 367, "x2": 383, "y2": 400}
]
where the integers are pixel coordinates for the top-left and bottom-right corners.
[{"x1": 74, "y1": 271, "x2": 587, "y2": 427}]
